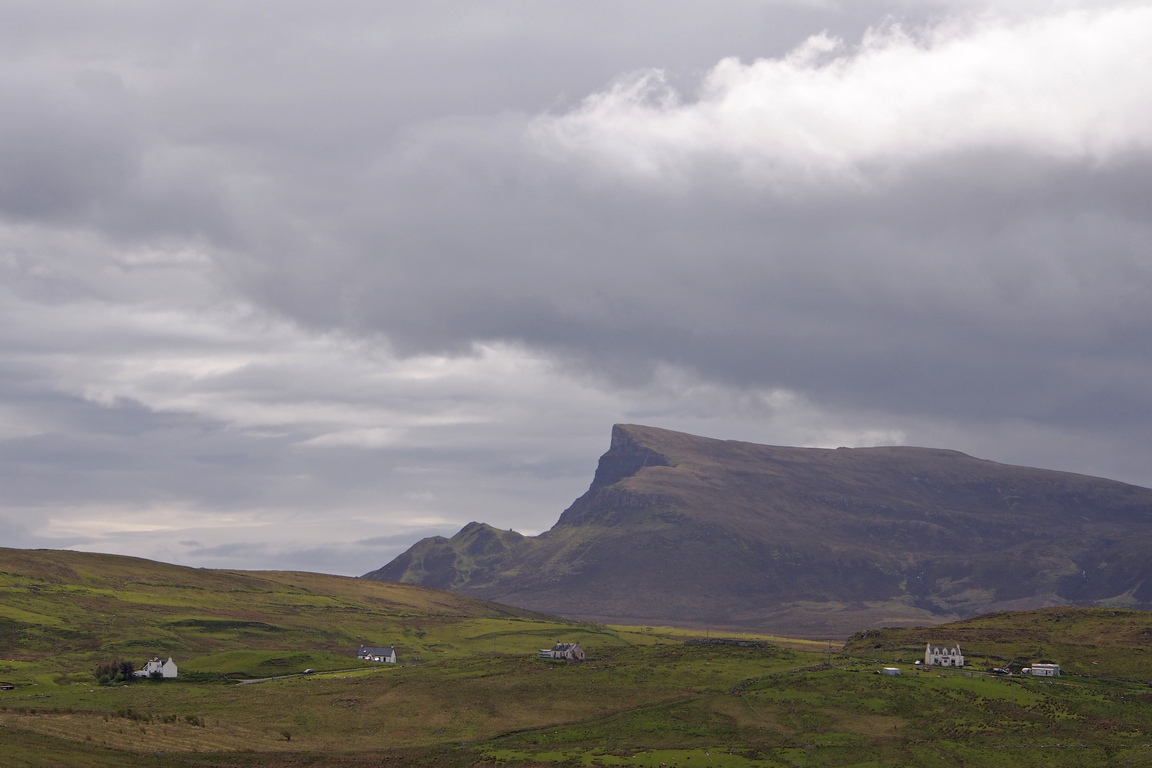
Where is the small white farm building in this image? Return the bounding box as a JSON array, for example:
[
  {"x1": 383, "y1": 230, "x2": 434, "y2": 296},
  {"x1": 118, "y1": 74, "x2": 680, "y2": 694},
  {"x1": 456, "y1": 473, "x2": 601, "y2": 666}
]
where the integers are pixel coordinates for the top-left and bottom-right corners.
[
  {"x1": 1023, "y1": 663, "x2": 1061, "y2": 677},
  {"x1": 357, "y1": 645, "x2": 397, "y2": 663},
  {"x1": 134, "y1": 657, "x2": 178, "y2": 679},
  {"x1": 539, "y1": 642, "x2": 585, "y2": 661},
  {"x1": 924, "y1": 644, "x2": 964, "y2": 667}
]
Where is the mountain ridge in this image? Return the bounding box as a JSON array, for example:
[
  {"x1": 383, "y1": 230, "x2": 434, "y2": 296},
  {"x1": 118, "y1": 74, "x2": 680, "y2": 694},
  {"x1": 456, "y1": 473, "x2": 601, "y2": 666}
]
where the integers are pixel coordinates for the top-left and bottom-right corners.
[{"x1": 365, "y1": 424, "x2": 1152, "y2": 637}]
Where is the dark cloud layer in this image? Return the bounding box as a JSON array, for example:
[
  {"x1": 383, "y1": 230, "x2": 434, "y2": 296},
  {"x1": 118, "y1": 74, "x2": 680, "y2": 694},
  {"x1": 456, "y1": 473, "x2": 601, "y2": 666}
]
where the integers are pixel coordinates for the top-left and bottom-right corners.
[{"x1": 1, "y1": 1, "x2": 1150, "y2": 573}]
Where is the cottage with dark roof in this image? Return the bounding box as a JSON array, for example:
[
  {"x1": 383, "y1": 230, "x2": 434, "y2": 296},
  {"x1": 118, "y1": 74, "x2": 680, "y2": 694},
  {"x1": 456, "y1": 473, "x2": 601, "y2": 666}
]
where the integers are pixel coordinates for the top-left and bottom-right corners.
[
  {"x1": 924, "y1": 643, "x2": 964, "y2": 667},
  {"x1": 357, "y1": 645, "x2": 397, "y2": 663},
  {"x1": 538, "y1": 642, "x2": 585, "y2": 661},
  {"x1": 134, "y1": 657, "x2": 178, "y2": 678}
]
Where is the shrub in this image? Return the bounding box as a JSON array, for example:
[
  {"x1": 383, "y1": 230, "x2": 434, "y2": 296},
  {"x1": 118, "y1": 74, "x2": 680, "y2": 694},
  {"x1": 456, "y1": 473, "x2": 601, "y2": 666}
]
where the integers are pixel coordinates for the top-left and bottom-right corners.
[{"x1": 94, "y1": 660, "x2": 134, "y2": 685}]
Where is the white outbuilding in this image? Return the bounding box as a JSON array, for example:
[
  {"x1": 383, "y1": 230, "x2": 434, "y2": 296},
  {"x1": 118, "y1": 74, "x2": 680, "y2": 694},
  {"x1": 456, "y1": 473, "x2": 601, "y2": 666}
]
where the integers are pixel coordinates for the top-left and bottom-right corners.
[{"x1": 1024, "y1": 663, "x2": 1060, "y2": 677}]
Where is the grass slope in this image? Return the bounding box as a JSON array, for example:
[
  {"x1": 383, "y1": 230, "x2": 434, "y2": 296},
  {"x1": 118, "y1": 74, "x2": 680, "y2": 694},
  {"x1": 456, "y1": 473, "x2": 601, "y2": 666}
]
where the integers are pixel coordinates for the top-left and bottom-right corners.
[
  {"x1": 844, "y1": 605, "x2": 1152, "y2": 683},
  {"x1": 5, "y1": 548, "x2": 1152, "y2": 767},
  {"x1": 0, "y1": 546, "x2": 565, "y2": 687}
]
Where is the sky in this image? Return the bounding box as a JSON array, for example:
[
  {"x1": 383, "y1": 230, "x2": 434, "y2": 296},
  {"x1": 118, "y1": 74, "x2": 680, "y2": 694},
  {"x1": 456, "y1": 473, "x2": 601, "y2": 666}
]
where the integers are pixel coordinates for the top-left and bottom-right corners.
[{"x1": 2, "y1": 0, "x2": 1151, "y2": 576}]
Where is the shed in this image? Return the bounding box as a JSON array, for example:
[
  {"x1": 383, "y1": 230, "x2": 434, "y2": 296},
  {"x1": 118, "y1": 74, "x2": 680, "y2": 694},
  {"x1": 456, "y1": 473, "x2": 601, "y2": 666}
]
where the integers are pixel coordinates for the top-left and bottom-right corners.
[{"x1": 1026, "y1": 663, "x2": 1060, "y2": 677}]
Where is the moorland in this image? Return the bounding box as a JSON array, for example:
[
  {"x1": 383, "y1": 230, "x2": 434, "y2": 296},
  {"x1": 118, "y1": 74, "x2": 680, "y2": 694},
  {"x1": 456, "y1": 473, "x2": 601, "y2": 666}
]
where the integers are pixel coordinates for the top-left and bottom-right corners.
[{"x1": 5, "y1": 548, "x2": 1152, "y2": 767}]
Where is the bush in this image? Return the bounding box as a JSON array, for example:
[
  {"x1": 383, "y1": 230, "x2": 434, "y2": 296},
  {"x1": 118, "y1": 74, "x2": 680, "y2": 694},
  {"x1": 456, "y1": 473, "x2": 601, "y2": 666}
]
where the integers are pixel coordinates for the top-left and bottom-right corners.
[{"x1": 94, "y1": 660, "x2": 134, "y2": 685}]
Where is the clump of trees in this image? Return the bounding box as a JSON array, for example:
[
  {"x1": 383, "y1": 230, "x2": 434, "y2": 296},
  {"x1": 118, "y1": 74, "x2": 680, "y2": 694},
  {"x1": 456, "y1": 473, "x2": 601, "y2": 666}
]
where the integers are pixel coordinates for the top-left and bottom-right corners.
[{"x1": 94, "y1": 660, "x2": 135, "y2": 685}]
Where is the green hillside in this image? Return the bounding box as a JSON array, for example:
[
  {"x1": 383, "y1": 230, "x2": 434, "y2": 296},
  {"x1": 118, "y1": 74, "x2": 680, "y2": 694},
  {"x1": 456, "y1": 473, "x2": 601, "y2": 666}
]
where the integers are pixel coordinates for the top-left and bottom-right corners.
[
  {"x1": 369, "y1": 424, "x2": 1152, "y2": 637},
  {"x1": 5, "y1": 549, "x2": 1152, "y2": 767},
  {"x1": 0, "y1": 546, "x2": 573, "y2": 687},
  {"x1": 845, "y1": 606, "x2": 1152, "y2": 683}
]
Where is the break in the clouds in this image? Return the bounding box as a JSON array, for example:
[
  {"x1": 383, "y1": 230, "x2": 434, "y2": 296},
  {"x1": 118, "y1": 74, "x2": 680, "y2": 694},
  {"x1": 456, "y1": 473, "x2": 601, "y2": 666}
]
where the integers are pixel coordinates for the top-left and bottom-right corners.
[{"x1": 2, "y1": 1, "x2": 1151, "y2": 574}]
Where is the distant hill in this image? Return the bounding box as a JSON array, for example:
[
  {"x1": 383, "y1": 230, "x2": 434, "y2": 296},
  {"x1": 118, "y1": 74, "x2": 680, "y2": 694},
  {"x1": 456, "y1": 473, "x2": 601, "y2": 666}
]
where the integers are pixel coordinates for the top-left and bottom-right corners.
[
  {"x1": 366, "y1": 424, "x2": 1152, "y2": 637},
  {"x1": 844, "y1": 606, "x2": 1152, "y2": 683},
  {"x1": 0, "y1": 547, "x2": 569, "y2": 685}
]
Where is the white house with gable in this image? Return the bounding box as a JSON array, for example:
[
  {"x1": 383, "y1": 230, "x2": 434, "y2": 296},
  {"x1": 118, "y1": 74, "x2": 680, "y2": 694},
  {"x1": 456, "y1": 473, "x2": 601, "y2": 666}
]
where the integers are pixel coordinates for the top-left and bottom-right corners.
[
  {"x1": 538, "y1": 642, "x2": 585, "y2": 661},
  {"x1": 357, "y1": 645, "x2": 397, "y2": 663},
  {"x1": 924, "y1": 643, "x2": 964, "y2": 667},
  {"x1": 134, "y1": 657, "x2": 178, "y2": 678}
]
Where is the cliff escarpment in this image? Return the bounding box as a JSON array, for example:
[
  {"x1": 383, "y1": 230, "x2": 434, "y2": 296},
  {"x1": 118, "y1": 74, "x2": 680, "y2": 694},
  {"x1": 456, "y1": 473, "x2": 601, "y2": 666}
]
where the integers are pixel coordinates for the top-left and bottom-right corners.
[{"x1": 364, "y1": 424, "x2": 1152, "y2": 638}]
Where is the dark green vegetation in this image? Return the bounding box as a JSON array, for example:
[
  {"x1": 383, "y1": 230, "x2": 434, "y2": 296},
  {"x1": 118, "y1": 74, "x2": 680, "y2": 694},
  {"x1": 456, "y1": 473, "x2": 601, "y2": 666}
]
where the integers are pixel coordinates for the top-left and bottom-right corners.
[
  {"x1": 5, "y1": 549, "x2": 1152, "y2": 766},
  {"x1": 93, "y1": 660, "x2": 135, "y2": 685},
  {"x1": 369, "y1": 424, "x2": 1152, "y2": 637}
]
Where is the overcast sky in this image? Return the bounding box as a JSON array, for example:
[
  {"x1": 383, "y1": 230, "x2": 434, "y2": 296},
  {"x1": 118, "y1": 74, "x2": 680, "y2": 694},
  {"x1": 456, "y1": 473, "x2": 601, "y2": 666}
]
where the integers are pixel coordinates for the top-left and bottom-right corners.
[{"x1": 2, "y1": 0, "x2": 1151, "y2": 575}]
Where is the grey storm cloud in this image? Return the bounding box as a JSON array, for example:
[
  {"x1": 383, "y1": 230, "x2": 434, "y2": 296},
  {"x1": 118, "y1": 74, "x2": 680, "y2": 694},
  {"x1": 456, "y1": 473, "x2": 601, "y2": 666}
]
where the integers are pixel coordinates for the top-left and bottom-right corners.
[
  {"x1": 2, "y1": 0, "x2": 1151, "y2": 572},
  {"x1": 0, "y1": 69, "x2": 137, "y2": 221}
]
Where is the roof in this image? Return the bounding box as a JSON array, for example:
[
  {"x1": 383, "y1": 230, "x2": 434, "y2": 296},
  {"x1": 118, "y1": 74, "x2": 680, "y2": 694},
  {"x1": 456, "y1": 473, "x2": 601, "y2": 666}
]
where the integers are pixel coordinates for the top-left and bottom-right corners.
[
  {"x1": 552, "y1": 643, "x2": 581, "y2": 651},
  {"x1": 358, "y1": 646, "x2": 396, "y2": 655}
]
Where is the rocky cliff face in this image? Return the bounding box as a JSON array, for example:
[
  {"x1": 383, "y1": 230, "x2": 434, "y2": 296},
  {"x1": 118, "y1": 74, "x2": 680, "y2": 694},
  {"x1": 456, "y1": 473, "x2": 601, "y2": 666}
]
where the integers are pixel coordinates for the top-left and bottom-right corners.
[{"x1": 364, "y1": 424, "x2": 1152, "y2": 638}]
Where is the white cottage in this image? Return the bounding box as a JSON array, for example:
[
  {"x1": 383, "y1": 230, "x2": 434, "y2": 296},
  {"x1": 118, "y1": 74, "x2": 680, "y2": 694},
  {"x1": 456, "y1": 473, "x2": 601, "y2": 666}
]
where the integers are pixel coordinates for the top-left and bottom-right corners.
[
  {"x1": 357, "y1": 645, "x2": 397, "y2": 663},
  {"x1": 134, "y1": 657, "x2": 178, "y2": 678},
  {"x1": 538, "y1": 642, "x2": 585, "y2": 661},
  {"x1": 924, "y1": 643, "x2": 964, "y2": 667}
]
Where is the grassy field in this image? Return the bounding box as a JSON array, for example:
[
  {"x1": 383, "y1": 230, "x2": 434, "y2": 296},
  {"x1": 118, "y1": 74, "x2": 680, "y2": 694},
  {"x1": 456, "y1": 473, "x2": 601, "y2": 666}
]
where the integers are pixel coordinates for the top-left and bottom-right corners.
[
  {"x1": 4, "y1": 549, "x2": 1152, "y2": 767},
  {"x1": 844, "y1": 606, "x2": 1152, "y2": 683}
]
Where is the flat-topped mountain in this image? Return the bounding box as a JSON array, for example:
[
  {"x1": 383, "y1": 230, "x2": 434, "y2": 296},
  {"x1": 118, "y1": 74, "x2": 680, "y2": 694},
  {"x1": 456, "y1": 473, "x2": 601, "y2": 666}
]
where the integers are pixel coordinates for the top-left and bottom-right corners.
[{"x1": 365, "y1": 424, "x2": 1152, "y2": 637}]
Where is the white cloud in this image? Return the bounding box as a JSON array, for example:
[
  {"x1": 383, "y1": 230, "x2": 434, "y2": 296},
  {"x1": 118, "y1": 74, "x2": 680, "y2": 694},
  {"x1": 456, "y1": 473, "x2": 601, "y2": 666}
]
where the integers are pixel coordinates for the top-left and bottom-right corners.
[{"x1": 534, "y1": 6, "x2": 1152, "y2": 186}]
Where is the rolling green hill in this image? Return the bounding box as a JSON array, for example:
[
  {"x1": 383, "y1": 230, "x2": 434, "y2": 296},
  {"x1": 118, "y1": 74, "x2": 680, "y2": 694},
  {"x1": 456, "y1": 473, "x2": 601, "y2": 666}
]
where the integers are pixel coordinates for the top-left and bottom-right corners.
[
  {"x1": 368, "y1": 424, "x2": 1152, "y2": 637},
  {"x1": 844, "y1": 606, "x2": 1152, "y2": 683},
  {"x1": 0, "y1": 546, "x2": 575, "y2": 687},
  {"x1": 4, "y1": 548, "x2": 1152, "y2": 767}
]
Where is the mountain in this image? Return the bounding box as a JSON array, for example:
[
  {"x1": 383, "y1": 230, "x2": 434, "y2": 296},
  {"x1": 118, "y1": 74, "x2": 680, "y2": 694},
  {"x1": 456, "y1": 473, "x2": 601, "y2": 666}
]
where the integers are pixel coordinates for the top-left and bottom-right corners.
[{"x1": 365, "y1": 424, "x2": 1152, "y2": 637}]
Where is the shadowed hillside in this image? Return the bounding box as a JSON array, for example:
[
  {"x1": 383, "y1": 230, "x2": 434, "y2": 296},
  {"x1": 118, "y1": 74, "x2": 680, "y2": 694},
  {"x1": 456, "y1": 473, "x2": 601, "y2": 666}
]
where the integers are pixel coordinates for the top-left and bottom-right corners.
[{"x1": 367, "y1": 424, "x2": 1152, "y2": 637}]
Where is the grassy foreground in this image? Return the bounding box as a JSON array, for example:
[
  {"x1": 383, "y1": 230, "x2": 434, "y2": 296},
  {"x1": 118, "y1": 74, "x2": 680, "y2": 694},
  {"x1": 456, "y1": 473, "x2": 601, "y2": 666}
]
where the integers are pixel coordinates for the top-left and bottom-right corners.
[{"x1": 4, "y1": 548, "x2": 1152, "y2": 767}]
